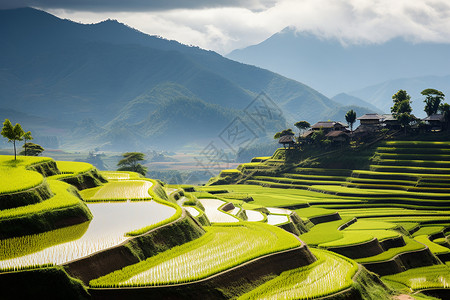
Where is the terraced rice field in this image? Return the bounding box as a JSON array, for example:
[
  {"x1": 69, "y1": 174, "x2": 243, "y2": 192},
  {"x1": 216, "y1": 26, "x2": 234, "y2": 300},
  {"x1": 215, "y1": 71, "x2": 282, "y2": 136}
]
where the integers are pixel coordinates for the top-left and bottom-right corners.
[
  {"x1": 238, "y1": 249, "x2": 358, "y2": 300},
  {"x1": 184, "y1": 206, "x2": 200, "y2": 217},
  {"x1": 90, "y1": 223, "x2": 300, "y2": 287},
  {"x1": 0, "y1": 201, "x2": 176, "y2": 271},
  {"x1": 245, "y1": 210, "x2": 265, "y2": 222},
  {"x1": 56, "y1": 161, "x2": 93, "y2": 174},
  {"x1": 0, "y1": 156, "x2": 50, "y2": 195},
  {"x1": 84, "y1": 180, "x2": 153, "y2": 201},
  {"x1": 198, "y1": 199, "x2": 239, "y2": 223},
  {"x1": 383, "y1": 265, "x2": 450, "y2": 291},
  {"x1": 0, "y1": 181, "x2": 83, "y2": 220},
  {"x1": 266, "y1": 214, "x2": 290, "y2": 225}
]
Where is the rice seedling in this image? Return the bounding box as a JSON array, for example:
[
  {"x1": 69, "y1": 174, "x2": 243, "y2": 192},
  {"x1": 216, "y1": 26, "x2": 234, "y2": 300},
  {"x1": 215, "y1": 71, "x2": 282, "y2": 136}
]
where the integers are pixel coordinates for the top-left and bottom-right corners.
[
  {"x1": 318, "y1": 231, "x2": 374, "y2": 247},
  {"x1": 0, "y1": 201, "x2": 177, "y2": 271},
  {"x1": 0, "y1": 181, "x2": 82, "y2": 220},
  {"x1": 90, "y1": 222, "x2": 301, "y2": 287},
  {"x1": 414, "y1": 235, "x2": 450, "y2": 255},
  {"x1": 383, "y1": 265, "x2": 450, "y2": 291},
  {"x1": 344, "y1": 220, "x2": 397, "y2": 230},
  {"x1": 0, "y1": 167, "x2": 44, "y2": 195},
  {"x1": 55, "y1": 161, "x2": 93, "y2": 174},
  {"x1": 356, "y1": 237, "x2": 425, "y2": 263},
  {"x1": 0, "y1": 222, "x2": 89, "y2": 261},
  {"x1": 86, "y1": 180, "x2": 153, "y2": 201},
  {"x1": 99, "y1": 171, "x2": 142, "y2": 180},
  {"x1": 237, "y1": 249, "x2": 358, "y2": 300},
  {"x1": 0, "y1": 155, "x2": 51, "y2": 194}
]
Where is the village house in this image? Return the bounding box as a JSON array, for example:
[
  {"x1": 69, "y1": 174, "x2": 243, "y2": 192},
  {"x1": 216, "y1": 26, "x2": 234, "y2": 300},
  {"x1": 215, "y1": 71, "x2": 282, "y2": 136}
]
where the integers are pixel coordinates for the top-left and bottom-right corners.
[
  {"x1": 423, "y1": 114, "x2": 446, "y2": 132},
  {"x1": 278, "y1": 134, "x2": 296, "y2": 149},
  {"x1": 310, "y1": 121, "x2": 348, "y2": 133}
]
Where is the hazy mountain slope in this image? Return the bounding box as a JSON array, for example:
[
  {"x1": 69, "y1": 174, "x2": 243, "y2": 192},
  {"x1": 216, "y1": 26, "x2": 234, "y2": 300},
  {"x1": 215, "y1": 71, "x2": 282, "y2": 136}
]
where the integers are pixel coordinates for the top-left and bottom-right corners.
[
  {"x1": 227, "y1": 27, "x2": 450, "y2": 97},
  {"x1": 331, "y1": 93, "x2": 383, "y2": 114},
  {"x1": 0, "y1": 8, "x2": 344, "y2": 150},
  {"x1": 349, "y1": 75, "x2": 450, "y2": 118}
]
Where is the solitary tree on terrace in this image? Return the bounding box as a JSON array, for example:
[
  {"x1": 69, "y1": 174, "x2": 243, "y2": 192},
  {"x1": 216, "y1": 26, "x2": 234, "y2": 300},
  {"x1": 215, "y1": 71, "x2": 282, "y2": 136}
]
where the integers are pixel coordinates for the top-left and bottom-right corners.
[
  {"x1": 422, "y1": 88, "x2": 445, "y2": 116},
  {"x1": 117, "y1": 152, "x2": 148, "y2": 176},
  {"x1": 345, "y1": 109, "x2": 357, "y2": 133},
  {"x1": 22, "y1": 131, "x2": 33, "y2": 156},
  {"x1": 20, "y1": 143, "x2": 44, "y2": 156},
  {"x1": 1, "y1": 119, "x2": 24, "y2": 160}
]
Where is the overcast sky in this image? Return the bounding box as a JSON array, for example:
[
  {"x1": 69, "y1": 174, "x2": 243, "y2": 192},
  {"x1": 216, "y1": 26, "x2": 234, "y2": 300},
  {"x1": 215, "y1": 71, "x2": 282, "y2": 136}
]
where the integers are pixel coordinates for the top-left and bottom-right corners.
[{"x1": 1, "y1": 0, "x2": 450, "y2": 54}]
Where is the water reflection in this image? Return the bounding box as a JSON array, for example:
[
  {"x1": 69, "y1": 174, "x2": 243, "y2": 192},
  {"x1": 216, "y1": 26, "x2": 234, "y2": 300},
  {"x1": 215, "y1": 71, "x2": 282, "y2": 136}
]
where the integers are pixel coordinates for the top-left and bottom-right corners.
[{"x1": 0, "y1": 201, "x2": 176, "y2": 271}]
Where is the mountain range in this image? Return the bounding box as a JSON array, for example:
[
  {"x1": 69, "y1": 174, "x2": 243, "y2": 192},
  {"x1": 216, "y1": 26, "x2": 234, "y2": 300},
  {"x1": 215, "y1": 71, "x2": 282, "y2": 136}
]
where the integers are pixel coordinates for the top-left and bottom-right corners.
[
  {"x1": 0, "y1": 7, "x2": 369, "y2": 151},
  {"x1": 227, "y1": 27, "x2": 450, "y2": 114}
]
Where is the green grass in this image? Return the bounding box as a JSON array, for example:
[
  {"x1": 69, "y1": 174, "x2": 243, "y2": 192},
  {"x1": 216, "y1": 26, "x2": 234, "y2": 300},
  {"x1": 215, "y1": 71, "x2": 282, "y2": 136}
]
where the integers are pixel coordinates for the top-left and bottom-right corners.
[
  {"x1": 299, "y1": 218, "x2": 354, "y2": 246},
  {"x1": 55, "y1": 161, "x2": 93, "y2": 174},
  {"x1": 344, "y1": 220, "x2": 397, "y2": 230},
  {"x1": 90, "y1": 222, "x2": 301, "y2": 287},
  {"x1": 294, "y1": 207, "x2": 337, "y2": 219},
  {"x1": 383, "y1": 265, "x2": 450, "y2": 291},
  {"x1": 0, "y1": 222, "x2": 89, "y2": 263},
  {"x1": 412, "y1": 226, "x2": 446, "y2": 237},
  {"x1": 414, "y1": 235, "x2": 450, "y2": 255},
  {"x1": 237, "y1": 248, "x2": 358, "y2": 300},
  {"x1": 355, "y1": 237, "x2": 425, "y2": 263},
  {"x1": 318, "y1": 231, "x2": 374, "y2": 247},
  {"x1": 0, "y1": 155, "x2": 51, "y2": 195},
  {"x1": 84, "y1": 180, "x2": 153, "y2": 201},
  {"x1": 0, "y1": 180, "x2": 85, "y2": 220}
]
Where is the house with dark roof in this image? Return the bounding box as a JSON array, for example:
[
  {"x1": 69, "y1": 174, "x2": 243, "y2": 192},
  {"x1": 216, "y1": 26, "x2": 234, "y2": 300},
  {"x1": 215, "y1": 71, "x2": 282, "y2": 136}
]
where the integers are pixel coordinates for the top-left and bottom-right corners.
[
  {"x1": 382, "y1": 114, "x2": 401, "y2": 129},
  {"x1": 423, "y1": 114, "x2": 445, "y2": 131},
  {"x1": 325, "y1": 130, "x2": 350, "y2": 143},
  {"x1": 357, "y1": 113, "x2": 384, "y2": 126},
  {"x1": 310, "y1": 121, "x2": 348, "y2": 133},
  {"x1": 278, "y1": 135, "x2": 296, "y2": 149}
]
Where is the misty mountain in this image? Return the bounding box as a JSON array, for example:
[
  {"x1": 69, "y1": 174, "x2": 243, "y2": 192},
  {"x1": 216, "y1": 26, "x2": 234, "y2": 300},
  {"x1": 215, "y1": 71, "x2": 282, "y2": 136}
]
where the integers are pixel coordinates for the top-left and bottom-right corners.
[
  {"x1": 331, "y1": 93, "x2": 383, "y2": 114},
  {"x1": 227, "y1": 27, "x2": 450, "y2": 98},
  {"x1": 348, "y1": 75, "x2": 450, "y2": 118},
  {"x1": 0, "y1": 8, "x2": 347, "y2": 150}
]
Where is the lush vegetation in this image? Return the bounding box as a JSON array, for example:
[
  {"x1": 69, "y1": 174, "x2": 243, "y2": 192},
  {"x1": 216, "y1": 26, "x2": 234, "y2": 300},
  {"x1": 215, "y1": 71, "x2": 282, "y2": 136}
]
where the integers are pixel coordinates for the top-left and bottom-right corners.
[
  {"x1": 90, "y1": 222, "x2": 300, "y2": 287},
  {"x1": 383, "y1": 265, "x2": 450, "y2": 291},
  {"x1": 238, "y1": 249, "x2": 358, "y2": 300}
]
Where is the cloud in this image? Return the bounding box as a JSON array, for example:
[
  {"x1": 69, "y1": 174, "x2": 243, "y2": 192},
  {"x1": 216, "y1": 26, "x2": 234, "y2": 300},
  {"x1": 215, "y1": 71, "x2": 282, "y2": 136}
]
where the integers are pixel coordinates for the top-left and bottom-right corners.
[
  {"x1": 3, "y1": 0, "x2": 450, "y2": 54},
  {"x1": 0, "y1": 0, "x2": 277, "y2": 11}
]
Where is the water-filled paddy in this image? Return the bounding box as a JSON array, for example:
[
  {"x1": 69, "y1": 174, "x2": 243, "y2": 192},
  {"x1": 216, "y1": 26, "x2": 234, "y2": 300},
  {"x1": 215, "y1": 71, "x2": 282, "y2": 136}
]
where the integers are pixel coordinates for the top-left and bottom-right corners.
[{"x1": 0, "y1": 201, "x2": 176, "y2": 270}]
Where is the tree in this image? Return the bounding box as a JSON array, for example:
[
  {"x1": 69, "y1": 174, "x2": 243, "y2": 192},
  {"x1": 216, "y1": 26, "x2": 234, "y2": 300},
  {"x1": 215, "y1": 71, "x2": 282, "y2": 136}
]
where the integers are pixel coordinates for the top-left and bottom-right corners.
[
  {"x1": 294, "y1": 121, "x2": 310, "y2": 135},
  {"x1": 311, "y1": 128, "x2": 325, "y2": 145},
  {"x1": 422, "y1": 88, "x2": 445, "y2": 116},
  {"x1": 391, "y1": 90, "x2": 411, "y2": 114},
  {"x1": 391, "y1": 90, "x2": 413, "y2": 134},
  {"x1": 344, "y1": 110, "x2": 357, "y2": 132},
  {"x1": 273, "y1": 128, "x2": 295, "y2": 139},
  {"x1": 22, "y1": 131, "x2": 33, "y2": 156},
  {"x1": 117, "y1": 152, "x2": 148, "y2": 176},
  {"x1": 19, "y1": 142, "x2": 44, "y2": 156},
  {"x1": 439, "y1": 103, "x2": 450, "y2": 130},
  {"x1": 1, "y1": 119, "x2": 24, "y2": 160}
]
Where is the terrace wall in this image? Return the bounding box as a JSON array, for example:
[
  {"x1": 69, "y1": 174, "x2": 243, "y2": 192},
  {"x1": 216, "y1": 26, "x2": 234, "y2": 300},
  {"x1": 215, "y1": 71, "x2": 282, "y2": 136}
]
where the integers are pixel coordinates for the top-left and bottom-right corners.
[
  {"x1": 89, "y1": 242, "x2": 317, "y2": 300},
  {"x1": 64, "y1": 211, "x2": 205, "y2": 284}
]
